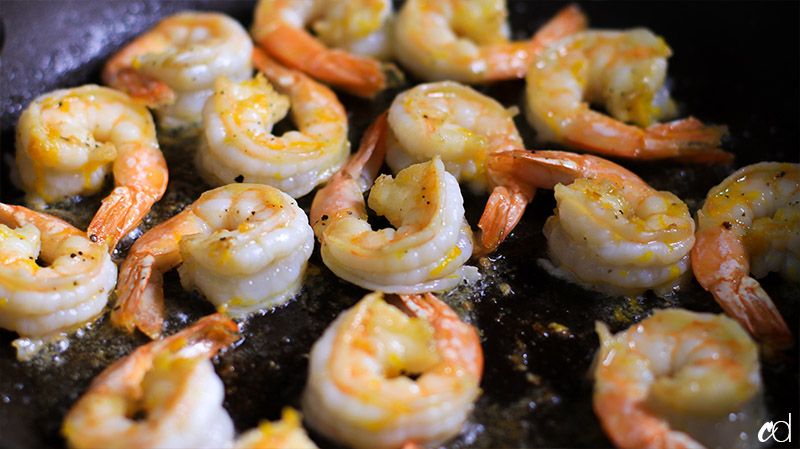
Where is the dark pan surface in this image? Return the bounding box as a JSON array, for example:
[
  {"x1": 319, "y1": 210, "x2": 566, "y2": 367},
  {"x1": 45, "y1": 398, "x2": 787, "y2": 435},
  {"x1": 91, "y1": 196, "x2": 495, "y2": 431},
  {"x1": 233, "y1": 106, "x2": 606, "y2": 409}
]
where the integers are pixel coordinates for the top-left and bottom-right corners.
[{"x1": 1, "y1": 1, "x2": 798, "y2": 448}]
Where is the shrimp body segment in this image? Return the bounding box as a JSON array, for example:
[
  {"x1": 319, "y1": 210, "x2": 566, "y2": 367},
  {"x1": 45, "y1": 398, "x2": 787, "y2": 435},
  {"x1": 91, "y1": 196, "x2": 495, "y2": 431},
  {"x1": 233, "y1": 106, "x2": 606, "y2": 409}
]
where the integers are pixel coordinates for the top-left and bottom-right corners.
[
  {"x1": 394, "y1": 0, "x2": 586, "y2": 83},
  {"x1": 692, "y1": 162, "x2": 799, "y2": 350},
  {"x1": 114, "y1": 183, "x2": 314, "y2": 339},
  {"x1": 15, "y1": 85, "x2": 168, "y2": 250},
  {"x1": 235, "y1": 408, "x2": 318, "y2": 449},
  {"x1": 302, "y1": 292, "x2": 483, "y2": 449},
  {"x1": 525, "y1": 29, "x2": 731, "y2": 162},
  {"x1": 103, "y1": 12, "x2": 253, "y2": 133},
  {"x1": 0, "y1": 204, "x2": 116, "y2": 358},
  {"x1": 386, "y1": 80, "x2": 535, "y2": 254},
  {"x1": 594, "y1": 309, "x2": 765, "y2": 449},
  {"x1": 196, "y1": 50, "x2": 350, "y2": 198},
  {"x1": 252, "y1": 0, "x2": 398, "y2": 97},
  {"x1": 63, "y1": 314, "x2": 240, "y2": 449},
  {"x1": 490, "y1": 150, "x2": 696, "y2": 296},
  {"x1": 311, "y1": 115, "x2": 478, "y2": 293}
]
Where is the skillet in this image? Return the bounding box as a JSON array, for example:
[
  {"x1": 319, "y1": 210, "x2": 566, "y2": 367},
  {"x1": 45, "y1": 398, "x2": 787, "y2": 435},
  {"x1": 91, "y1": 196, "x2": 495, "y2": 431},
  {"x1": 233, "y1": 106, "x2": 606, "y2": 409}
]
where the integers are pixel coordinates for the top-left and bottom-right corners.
[{"x1": 0, "y1": 1, "x2": 798, "y2": 448}]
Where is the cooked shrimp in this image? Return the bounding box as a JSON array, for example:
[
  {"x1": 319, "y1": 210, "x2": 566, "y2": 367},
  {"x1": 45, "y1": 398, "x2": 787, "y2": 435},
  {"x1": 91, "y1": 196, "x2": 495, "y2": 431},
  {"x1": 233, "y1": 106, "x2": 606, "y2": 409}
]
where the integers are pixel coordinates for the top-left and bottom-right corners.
[
  {"x1": 692, "y1": 162, "x2": 798, "y2": 351},
  {"x1": 386, "y1": 80, "x2": 535, "y2": 253},
  {"x1": 302, "y1": 292, "x2": 483, "y2": 449},
  {"x1": 252, "y1": 0, "x2": 401, "y2": 97},
  {"x1": 62, "y1": 313, "x2": 240, "y2": 449},
  {"x1": 594, "y1": 309, "x2": 765, "y2": 449},
  {"x1": 489, "y1": 150, "x2": 696, "y2": 296},
  {"x1": 195, "y1": 49, "x2": 350, "y2": 198},
  {"x1": 0, "y1": 204, "x2": 117, "y2": 359},
  {"x1": 235, "y1": 408, "x2": 318, "y2": 449},
  {"x1": 525, "y1": 29, "x2": 732, "y2": 162},
  {"x1": 14, "y1": 85, "x2": 168, "y2": 250},
  {"x1": 310, "y1": 113, "x2": 478, "y2": 293},
  {"x1": 113, "y1": 183, "x2": 314, "y2": 339},
  {"x1": 394, "y1": 0, "x2": 586, "y2": 83},
  {"x1": 103, "y1": 11, "x2": 253, "y2": 133}
]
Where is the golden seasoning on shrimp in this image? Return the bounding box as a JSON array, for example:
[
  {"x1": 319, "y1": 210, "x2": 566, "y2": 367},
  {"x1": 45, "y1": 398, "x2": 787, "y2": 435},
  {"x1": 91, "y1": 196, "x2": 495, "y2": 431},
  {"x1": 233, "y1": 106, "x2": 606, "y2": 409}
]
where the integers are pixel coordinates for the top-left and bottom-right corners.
[
  {"x1": 251, "y1": 0, "x2": 400, "y2": 97},
  {"x1": 386, "y1": 80, "x2": 535, "y2": 254},
  {"x1": 310, "y1": 114, "x2": 478, "y2": 294},
  {"x1": 113, "y1": 183, "x2": 314, "y2": 339},
  {"x1": 394, "y1": 0, "x2": 586, "y2": 83},
  {"x1": 0, "y1": 204, "x2": 117, "y2": 360},
  {"x1": 14, "y1": 85, "x2": 167, "y2": 251},
  {"x1": 62, "y1": 314, "x2": 240, "y2": 449},
  {"x1": 302, "y1": 292, "x2": 483, "y2": 449},
  {"x1": 488, "y1": 150, "x2": 696, "y2": 296},
  {"x1": 692, "y1": 162, "x2": 799, "y2": 350},
  {"x1": 525, "y1": 29, "x2": 732, "y2": 162},
  {"x1": 234, "y1": 408, "x2": 318, "y2": 449},
  {"x1": 593, "y1": 309, "x2": 766, "y2": 449},
  {"x1": 195, "y1": 50, "x2": 350, "y2": 198},
  {"x1": 103, "y1": 11, "x2": 253, "y2": 134}
]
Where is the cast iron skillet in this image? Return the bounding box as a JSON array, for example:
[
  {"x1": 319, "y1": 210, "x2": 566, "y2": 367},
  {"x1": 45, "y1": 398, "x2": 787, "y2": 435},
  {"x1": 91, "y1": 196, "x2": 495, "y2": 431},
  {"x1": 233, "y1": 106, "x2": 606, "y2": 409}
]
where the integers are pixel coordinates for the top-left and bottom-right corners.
[{"x1": 0, "y1": 2, "x2": 798, "y2": 448}]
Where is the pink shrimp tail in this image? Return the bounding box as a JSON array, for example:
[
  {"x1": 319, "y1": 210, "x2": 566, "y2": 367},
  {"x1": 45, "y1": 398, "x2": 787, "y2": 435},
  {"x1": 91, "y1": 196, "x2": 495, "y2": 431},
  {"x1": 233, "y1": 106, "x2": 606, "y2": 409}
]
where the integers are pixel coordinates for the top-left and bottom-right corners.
[
  {"x1": 112, "y1": 254, "x2": 165, "y2": 339},
  {"x1": 475, "y1": 185, "x2": 535, "y2": 255},
  {"x1": 310, "y1": 111, "x2": 388, "y2": 228},
  {"x1": 253, "y1": 23, "x2": 400, "y2": 97},
  {"x1": 644, "y1": 117, "x2": 733, "y2": 163}
]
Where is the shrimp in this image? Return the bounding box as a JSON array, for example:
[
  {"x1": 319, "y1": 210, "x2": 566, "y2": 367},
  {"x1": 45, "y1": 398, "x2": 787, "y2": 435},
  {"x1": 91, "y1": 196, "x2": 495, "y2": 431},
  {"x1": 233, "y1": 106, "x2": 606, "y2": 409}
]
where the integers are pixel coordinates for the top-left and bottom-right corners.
[
  {"x1": 386, "y1": 80, "x2": 535, "y2": 254},
  {"x1": 692, "y1": 162, "x2": 799, "y2": 351},
  {"x1": 310, "y1": 113, "x2": 478, "y2": 293},
  {"x1": 103, "y1": 11, "x2": 253, "y2": 133},
  {"x1": 113, "y1": 183, "x2": 314, "y2": 339},
  {"x1": 0, "y1": 204, "x2": 117, "y2": 359},
  {"x1": 235, "y1": 408, "x2": 318, "y2": 449},
  {"x1": 488, "y1": 150, "x2": 696, "y2": 296},
  {"x1": 302, "y1": 292, "x2": 483, "y2": 449},
  {"x1": 525, "y1": 29, "x2": 732, "y2": 162},
  {"x1": 394, "y1": 0, "x2": 586, "y2": 83},
  {"x1": 195, "y1": 49, "x2": 350, "y2": 198},
  {"x1": 593, "y1": 309, "x2": 765, "y2": 449},
  {"x1": 14, "y1": 85, "x2": 168, "y2": 251},
  {"x1": 62, "y1": 313, "x2": 240, "y2": 449},
  {"x1": 251, "y1": 0, "x2": 401, "y2": 98}
]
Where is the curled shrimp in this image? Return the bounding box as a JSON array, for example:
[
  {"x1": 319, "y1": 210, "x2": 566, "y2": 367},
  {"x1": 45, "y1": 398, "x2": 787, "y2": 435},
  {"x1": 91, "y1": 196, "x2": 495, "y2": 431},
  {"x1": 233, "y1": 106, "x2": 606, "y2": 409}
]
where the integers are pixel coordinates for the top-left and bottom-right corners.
[
  {"x1": 0, "y1": 204, "x2": 117, "y2": 359},
  {"x1": 103, "y1": 11, "x2": 253, "y2": 133},
  {"x1": 692, "y1": 162, "x2": 799, "y2": 351},
  {"x1": 302, "y1": 292, "x2": 483, "y2": 449},
  {"x1": 113, "y1": 183, "x2": 314, "y2": 339},
  {"x1": 235, "y1": 408, "x2": 318, "y2": 449},
  {"x1": 195, "y1": 49, "x2": 350, "y2": 198},
  {"x1": 251, "y1": 0, "x2": 401, "y2": 98},
  {"x1": 310, "y1": 113, "x2": 478, "y2": 293},
  {"x1": 386, "y1": 80, "x2": 535, "y2": 254},
  {"x1": 489, "y1": 150, "x2": 696, "y2": 296},
  {"x1": 594, "y1": 309, "x2": 765, "y2": 449},
  {"x1": 62, "y1": 313, "x2": 240, "y2": 449},
  {"x1": 525, "y1": 29, "x2": 732, "y2": 162},
  {"x1": 14, "y1": 85, "x2": 168, "y2": 251},
  {"x1": 394, "y1": 0, "x2": 586, "y2": 83}
]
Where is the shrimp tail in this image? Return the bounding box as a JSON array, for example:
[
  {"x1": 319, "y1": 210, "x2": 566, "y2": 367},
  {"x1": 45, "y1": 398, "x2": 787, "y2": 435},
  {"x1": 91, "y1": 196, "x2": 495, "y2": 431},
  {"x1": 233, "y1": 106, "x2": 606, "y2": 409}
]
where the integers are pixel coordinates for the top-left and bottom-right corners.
[
  {"x1": 310, "y1": 111, "x2": 387, "y2": 228},
  {"x1": 87, "y1": 186, "x2": 147, "y2": 251},
  {"x1": 105, "y1": 67, "x2": 176, "y2": 108},
  {"x1": 644, "y1": 117, "x2": 733, "y2": 163},
  {"x1": 253, "y1": 24, "x2": 395, "y2": 98},
  {"x1": 711, "y1": 276, "x2": 793, "y2": 351},
  {"x1": 475, "y1": 185, "x2": 535, "y2": 256},
  {"x1": 112, "y1": 254, "x2": 165, "y2": 339},
  {"x1": 530, "y1": 4, "x2": 588, "y2": 54}
]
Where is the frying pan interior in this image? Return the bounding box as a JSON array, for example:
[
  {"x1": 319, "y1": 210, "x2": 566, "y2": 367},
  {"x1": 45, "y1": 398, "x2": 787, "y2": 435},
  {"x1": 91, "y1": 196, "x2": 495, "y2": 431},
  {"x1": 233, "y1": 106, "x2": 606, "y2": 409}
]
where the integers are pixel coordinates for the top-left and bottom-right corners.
[{"x1": 0, "y1": 2, "x2": 798, "y2": 448}]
